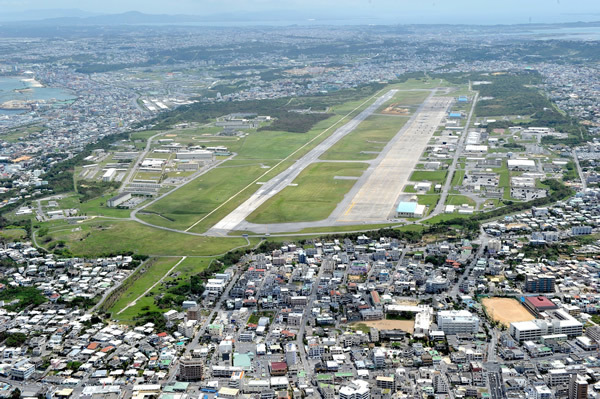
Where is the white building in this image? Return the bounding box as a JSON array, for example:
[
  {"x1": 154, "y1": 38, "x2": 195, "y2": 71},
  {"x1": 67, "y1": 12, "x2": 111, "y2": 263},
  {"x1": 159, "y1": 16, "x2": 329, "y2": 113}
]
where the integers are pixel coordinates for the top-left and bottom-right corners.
[
  {"x1": 176, "y1": 150, "x2": 215, "y2": 161},
  {"x1": 510, "y1": 311, "x2": 583, "y2": 343},
  {"x1": 102, "y1": 168, "x2": 116, "y2": 182},
  {"x1": 339, "y1": 380, "x2": 370, "y2": 399},
  {"x1": 534, "y1": 385, "x2": 552, "y2": 399},
  {"x1": 373, "y1": 348, "x2": 385, "y2": 368},
  {"x1": 436, "y1": 310, "x2": 479, "y2": 334},
  {"x1": 510, "y1": 321, "x2": 542, "y2": 343},
  {"x1": 107, "y1": 192, "x2": 131, "y2": 208},
  {"x1": 507, "y1": 159, "x2": 536, "y2": 171},
  {"x1": 285, "y1": 343, "x2": 297, "y2": 366}
]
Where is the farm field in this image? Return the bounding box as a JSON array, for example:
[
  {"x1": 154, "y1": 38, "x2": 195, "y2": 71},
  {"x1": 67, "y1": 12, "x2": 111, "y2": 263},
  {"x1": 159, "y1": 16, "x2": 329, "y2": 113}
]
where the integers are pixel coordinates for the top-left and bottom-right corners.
[
  {"x1": 246, "y1": 162, "x2": 368, "y2": 224},
  {"x1": 482, "y1": 297, "x2": 535, "y2": 327},
  {"x1": 320, "y1": 115, "x2": 409, "y2": 161}
]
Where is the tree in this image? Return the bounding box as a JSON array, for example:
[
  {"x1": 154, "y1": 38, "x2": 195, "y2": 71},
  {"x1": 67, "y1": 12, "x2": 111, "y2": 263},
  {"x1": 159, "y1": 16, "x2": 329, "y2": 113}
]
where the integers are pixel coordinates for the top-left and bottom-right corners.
[
  {"x1": 10, "y1": 388, "x2": 21, "y2": 399},
  {"x1": 4, "y1": 332, "x2": 27, "y2": 347}
]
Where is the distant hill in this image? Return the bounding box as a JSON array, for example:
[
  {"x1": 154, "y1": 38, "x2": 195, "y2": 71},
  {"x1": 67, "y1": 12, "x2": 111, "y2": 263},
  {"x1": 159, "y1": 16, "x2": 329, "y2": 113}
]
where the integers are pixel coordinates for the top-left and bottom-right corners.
[
  {"x1": 0, "y1": 10, "x2": 373, "y2": 26},
  {"x1": 0, "y1": 9, "x2": 101, "y2": 22},
  {"x1": 2, "y1": 10, "x2": 600, "y2": 28}
]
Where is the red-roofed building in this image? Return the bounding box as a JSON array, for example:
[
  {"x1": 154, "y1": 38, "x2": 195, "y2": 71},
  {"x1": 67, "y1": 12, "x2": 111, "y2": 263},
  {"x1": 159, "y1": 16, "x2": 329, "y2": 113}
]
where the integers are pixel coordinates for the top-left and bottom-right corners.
[
  {"x1": 524, "y1": 295, "x2": 558, "y2": 316},
  {"x1": 370, "y1": 291, "x2": 381, "y2": 306},
  {"x1": 270, "y1": 362, "x2": 288, "y2": 376},
  {"x1": 157, "y1": 332, "x2": 168, "y2": 338},
  {"x1": 87, "y1": 342, "x2": 100, "y2": 350},
  {"x1": 101, "y1": 346, "x2": 115, "y2": 353},
  {"x1": 281, "y1": 330, "x2": 296, "y2": 339}
]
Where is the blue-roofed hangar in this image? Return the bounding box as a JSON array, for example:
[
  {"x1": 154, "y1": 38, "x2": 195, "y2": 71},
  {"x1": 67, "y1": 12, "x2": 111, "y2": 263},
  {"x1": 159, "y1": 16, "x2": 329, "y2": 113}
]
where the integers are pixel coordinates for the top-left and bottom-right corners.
[{"x1": 396, "y1": 201, "x2": 426, "y2": 218}]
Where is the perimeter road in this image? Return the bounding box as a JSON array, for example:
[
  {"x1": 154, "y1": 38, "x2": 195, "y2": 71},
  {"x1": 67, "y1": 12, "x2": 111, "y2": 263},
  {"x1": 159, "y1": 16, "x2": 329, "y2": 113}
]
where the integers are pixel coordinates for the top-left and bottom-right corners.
[
  {"x1": 572, "y1": 149, "x2": 587, "y2": 191},
  {"x1": 429, "y1": 91, "x2": 479, "y2": 217}
]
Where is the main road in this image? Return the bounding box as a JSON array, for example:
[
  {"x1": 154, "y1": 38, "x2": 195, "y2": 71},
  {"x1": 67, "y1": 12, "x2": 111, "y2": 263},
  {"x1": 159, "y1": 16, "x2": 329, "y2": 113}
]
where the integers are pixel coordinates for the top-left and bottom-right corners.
[{"x1": 205, "y1": 89, "x2": 398, "y2": 236}]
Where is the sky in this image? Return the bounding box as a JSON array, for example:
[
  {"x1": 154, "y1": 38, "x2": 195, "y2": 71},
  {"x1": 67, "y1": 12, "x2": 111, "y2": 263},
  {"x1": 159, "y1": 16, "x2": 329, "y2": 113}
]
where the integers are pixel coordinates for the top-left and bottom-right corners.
[{"x1": 1, "y1": 0, "x2": 599, "y2": 24}]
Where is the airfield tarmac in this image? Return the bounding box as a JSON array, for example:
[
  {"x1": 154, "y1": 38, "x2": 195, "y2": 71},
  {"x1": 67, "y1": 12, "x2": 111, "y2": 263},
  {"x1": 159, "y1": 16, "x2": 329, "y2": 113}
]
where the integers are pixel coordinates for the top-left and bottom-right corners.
[
  {"x1": 206, "y1": 89, "x2": 398, "y2": 235},
  {"x1": 208, "y1": 91, "x2": 452, "y2": 235},
  {"x1": 337, "y1": 96, "x2": 453, "y2": 222}
]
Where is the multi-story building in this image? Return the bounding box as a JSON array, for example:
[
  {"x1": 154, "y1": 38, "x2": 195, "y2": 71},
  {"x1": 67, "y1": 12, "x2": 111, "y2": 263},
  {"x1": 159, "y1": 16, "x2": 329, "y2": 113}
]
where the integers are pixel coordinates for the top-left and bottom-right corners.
[
  {"x1": 285, "y1": 343, "x2": 297, "y2": 366},
  {"x1": 436, "y1": 310, "x2": 480, "y2": 334},
  {"x1": 569, "y1": 375, "x2": 588, "y2": 399},
  {"x1": 10, "y1": 360, "x2": 34, "y2": 380},
  {"x1": 548, "y1": 369, "x2": 570, "y2": 387},
  {"x1": 534, "y1": 385, "x2": 552, "y2": 399},
  {"x1": 339, "y1": 380, "x2": 370, "y2": 399},
  {"x1": 510, "y1": 321, "x2": 543, "y2": 343},
  {"x1": 510, "y1": 312, "x2": 583, "y2": 343},
  {"x1": 179, "y1": 357, "x2": 204, "y2": 381},
  {"x1": 525, "y1": 275, "x2": 556, "y2": 293},
  {"x1": 373, "y1": 349, "x2": 385, "y2": 368},
  {"x1": 433, "y1": 372, "x2": 449, "y2": 393},
  {"x1": 375, "y1": 376, "x2": 395, "y2": 390}
]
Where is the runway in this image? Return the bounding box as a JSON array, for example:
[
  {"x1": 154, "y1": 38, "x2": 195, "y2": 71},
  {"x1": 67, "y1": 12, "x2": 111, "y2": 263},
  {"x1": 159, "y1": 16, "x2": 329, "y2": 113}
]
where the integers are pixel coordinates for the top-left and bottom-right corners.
[
  {"x1": 205, "y1": 89, "x2": 398, "y2": 235},
  {"x1": 337, "y1": 96, "x2": 453, "y2": 222}
]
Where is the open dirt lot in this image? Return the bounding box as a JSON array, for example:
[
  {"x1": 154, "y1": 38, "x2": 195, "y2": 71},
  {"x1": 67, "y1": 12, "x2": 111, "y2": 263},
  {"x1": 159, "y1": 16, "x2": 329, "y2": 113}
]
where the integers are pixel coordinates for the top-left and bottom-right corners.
[
  {"x1": 355, "y1": 319, "x2": 415, "y2": 334},
  {"x1": 382, "y1": 103, "x2": 410, "y2": 115},
  {"x1": 482, "y1": 297, "x2": 535, "y2": 326}
]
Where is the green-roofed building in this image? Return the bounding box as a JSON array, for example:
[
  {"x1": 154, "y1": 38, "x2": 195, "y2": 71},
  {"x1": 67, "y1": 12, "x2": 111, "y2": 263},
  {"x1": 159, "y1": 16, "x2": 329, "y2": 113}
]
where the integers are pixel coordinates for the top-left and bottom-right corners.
[{"x1": 233, "y1": 353, "x2": 252, "y2": 370}]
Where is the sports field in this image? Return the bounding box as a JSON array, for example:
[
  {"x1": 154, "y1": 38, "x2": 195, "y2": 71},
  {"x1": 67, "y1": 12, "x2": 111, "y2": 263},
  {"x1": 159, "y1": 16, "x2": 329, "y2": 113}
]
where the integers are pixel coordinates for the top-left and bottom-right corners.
[
  {"x1": 481, "y1": 297, "x2": 535, "y2": 327},
  {"x1": 246, "y1": 162, "x2": 368, "y2": 224}
]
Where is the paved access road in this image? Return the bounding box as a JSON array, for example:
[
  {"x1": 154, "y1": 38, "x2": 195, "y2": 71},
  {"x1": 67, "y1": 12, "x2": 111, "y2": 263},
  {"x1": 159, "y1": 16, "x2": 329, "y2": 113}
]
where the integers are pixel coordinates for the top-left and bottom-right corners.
[
  {"x1": 206, "y1": 89, "x2": 398, "y2": 236},
  {"x1": 429, "y1": 92, "x2": 479, "y2": 217}
]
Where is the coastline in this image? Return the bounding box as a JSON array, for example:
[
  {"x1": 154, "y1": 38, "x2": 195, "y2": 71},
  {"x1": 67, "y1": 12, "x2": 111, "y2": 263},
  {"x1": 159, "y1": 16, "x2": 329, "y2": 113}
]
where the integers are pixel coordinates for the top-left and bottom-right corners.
[{"x1": 21, "y1": 77, "x2": 44, "y2": 88}]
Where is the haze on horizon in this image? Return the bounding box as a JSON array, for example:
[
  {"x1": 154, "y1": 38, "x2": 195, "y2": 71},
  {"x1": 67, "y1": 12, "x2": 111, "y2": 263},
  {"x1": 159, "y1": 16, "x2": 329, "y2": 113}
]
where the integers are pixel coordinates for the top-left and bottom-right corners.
[{"x1": 1, "y1": 0, "x2": 600, "y2": 25}]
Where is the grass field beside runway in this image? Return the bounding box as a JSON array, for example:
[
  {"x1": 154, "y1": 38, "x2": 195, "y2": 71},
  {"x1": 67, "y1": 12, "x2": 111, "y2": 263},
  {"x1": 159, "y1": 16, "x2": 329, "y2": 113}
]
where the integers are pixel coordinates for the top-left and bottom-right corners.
[
  {"x1": 320, "y1": 115, "x2": 409, "y2": 161},
  {"x1": 409, "y1": 170, "x2": 448, "y2": 184},
  {"x1": 38, "y1": 219, "x2": 256, "y2": 257},
  {"x1": 246, "y1": 162, "x2": 369, "y2": 224},
  {"x1": 376, "y1": 90, "x2": 432, "y2": 112},
  {"x1": 137, "y1": 89, "x2": 390, "y2": 233}
]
